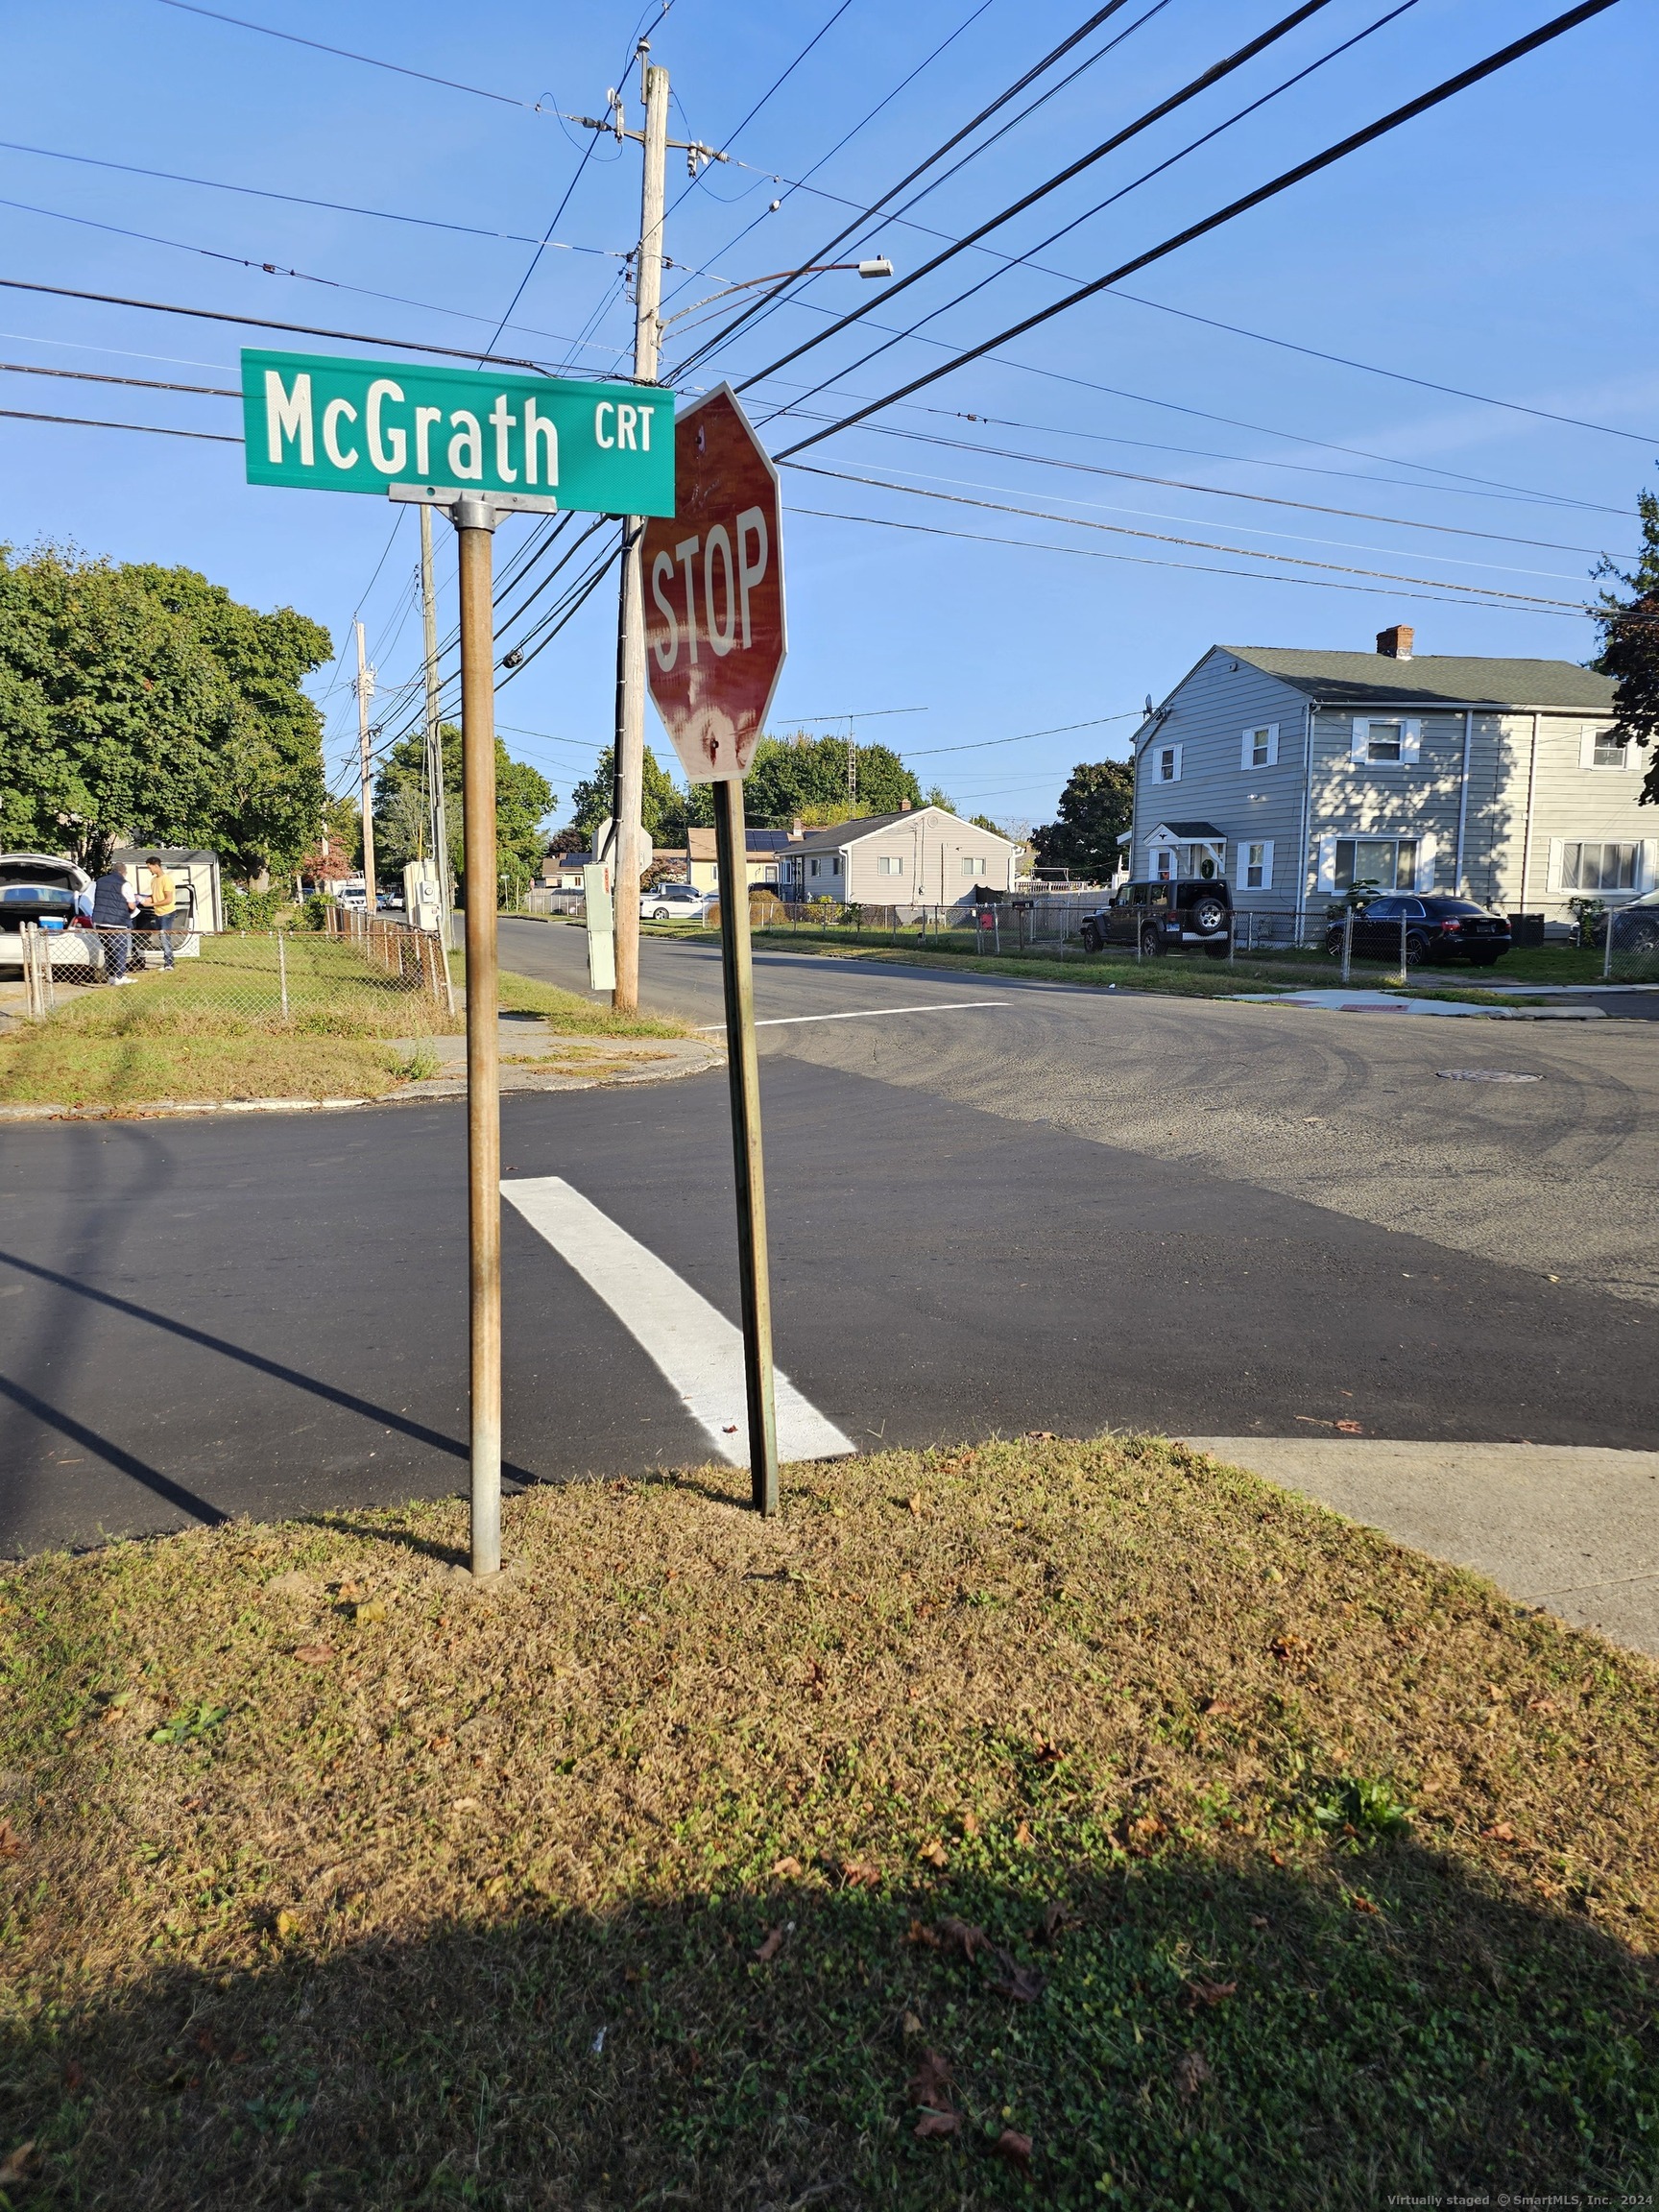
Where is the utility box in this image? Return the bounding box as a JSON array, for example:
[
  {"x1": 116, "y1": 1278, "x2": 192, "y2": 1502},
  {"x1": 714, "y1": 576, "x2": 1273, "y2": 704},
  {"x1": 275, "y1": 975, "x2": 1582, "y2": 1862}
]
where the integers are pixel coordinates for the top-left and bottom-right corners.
[
  {"x1": 583, "y1": 862, "x2": 614, "y2": 994},
  {"x1": 1509, "y1": 912, "x2": 1546, "y2": 948},
  {"x1": 403, "y1": 859, "x2": 443, "y2": 934}
]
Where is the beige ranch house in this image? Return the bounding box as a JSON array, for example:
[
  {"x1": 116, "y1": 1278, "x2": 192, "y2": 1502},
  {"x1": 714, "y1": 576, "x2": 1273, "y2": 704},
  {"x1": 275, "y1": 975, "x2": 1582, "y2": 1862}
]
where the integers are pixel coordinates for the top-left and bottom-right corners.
[
  {"x1": 1127, "y1": 627, "x2": 1650, "y2": 929},
  {"x1": 779, "y1": 805, "x2": 1021, "y2": 907}
]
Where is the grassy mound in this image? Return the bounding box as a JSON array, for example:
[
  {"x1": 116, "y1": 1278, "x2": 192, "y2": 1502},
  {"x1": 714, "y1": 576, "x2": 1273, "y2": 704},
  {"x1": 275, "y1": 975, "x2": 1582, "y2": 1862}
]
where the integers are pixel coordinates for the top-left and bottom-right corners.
[{"x1": 2, "y1": 1437, "x2": 1655, "y2": 2206}]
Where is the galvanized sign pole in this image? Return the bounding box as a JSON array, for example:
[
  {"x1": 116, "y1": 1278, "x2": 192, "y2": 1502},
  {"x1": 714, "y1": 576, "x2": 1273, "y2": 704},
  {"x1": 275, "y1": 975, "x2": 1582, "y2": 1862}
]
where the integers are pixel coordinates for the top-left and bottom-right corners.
[{"x1": 244, "y1": 348, "x2": 675, "y2": 1575}]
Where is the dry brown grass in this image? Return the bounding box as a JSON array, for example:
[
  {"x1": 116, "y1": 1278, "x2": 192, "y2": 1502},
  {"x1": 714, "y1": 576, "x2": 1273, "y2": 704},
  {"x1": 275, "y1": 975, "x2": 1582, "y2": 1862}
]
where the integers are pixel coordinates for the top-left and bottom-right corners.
[{"x1": 2, "y1": 1436, "x2": 1656, "y2": 2206}]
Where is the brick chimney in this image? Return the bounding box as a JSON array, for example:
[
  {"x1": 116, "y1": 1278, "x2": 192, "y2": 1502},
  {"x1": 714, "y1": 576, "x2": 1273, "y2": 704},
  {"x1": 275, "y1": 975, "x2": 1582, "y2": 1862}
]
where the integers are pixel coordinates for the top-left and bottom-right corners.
[
  {"x1": 788, "y1": 817, "x2": 804, "y2": 841},
  {"x1": 900, "y1": 798, "x2": 912, "y2": 811},
  {"x1": 1376, "y1": 624, "x2": 1414, "y2": 660}
]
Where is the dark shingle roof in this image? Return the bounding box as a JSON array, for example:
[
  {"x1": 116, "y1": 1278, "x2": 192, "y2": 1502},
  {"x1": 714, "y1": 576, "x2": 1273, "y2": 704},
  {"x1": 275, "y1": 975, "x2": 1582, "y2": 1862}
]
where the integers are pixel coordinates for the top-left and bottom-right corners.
[
  {"x1": 1224, "y1": 646, "x2": 1615, "y2": 712},
  {"x1": 1147, "y1": 819, "x2": 1226, "y2": 839}
]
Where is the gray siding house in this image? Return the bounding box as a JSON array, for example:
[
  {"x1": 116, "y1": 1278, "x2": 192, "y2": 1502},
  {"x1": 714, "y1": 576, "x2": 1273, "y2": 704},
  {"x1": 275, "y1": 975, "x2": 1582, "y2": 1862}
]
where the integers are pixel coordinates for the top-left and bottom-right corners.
[
  {"x1": 779, "y1": 805, "x2": 1019, "y2": 907},
  {"x1": 1127, "y1": 627, "x2": 1650, "y2": 929}
]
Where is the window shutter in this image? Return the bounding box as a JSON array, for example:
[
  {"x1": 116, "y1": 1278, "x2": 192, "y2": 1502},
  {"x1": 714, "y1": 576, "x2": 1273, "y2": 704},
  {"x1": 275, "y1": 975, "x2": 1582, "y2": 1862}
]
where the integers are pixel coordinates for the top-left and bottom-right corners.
[
  {"x1": 1579, "y1": 726, "x2": 1599, "y2": 770},
  {"x1": 1169, "y1": 743, "x2": 1182, "y2": 781},
  {"x1": 1315, "y1": 834, "x2": 1337, "y2": 892},
  {"x1": 1265, "y1": 723, "x2": 1279, "y2": 766},
  {"x1": 1546, "y1": 837, "x2": 1563, "y2": 892},
  {"x1": 1239, "y1": 728, "x2": 1254, "y2": 770},
  {"x1": 1401, "y1": 718, "x2": 1422, "y2": 765},
  {"x1": 1259, "y1": 839, "x2": 1275, "y2": 889},
  {"x1": 1413, "y1": 833, "x2": 1436, "y2": 892},
  {"x1": 1641, "y1": 839, "x2": 1659, "y2": 892},
  {"x1": 1350, "y1": 718, "x2": 1369, "y2": 761}
]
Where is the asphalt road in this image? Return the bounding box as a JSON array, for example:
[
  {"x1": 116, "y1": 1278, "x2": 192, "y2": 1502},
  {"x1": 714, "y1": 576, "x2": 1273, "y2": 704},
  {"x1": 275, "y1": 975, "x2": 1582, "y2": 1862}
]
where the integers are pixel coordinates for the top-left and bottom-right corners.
[{"x1": 1, "y1": 925, "x2": 1654, "y2": 1555}]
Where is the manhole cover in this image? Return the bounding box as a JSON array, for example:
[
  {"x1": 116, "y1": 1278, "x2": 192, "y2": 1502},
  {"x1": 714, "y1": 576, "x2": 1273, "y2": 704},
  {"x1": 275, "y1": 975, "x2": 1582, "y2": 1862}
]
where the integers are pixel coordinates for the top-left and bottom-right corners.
[{"x1": 1436, "y1": 1069, "x2": 1541, "y2": 1083}]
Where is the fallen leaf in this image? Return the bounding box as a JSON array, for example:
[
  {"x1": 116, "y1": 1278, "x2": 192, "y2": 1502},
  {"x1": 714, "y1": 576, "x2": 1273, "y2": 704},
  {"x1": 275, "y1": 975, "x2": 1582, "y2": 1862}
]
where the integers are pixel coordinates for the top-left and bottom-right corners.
[
  {"x1": 1013, "y1": 1820, "x2": 1035, "y2": 1849},
  {"x1": 0, "y1": 2142, "x2": 38, "y2": 2187},
  {"x1": 1023, "y1": 1429, "x2": 1057, "y2": 1440},
  {"x1": 292, "y1": 1644, "x2": 335, "y2": 1666},
  {"x1": 1125, "y1": 1813, "x2": 1166, "y2": 1857},
  {"x1": 919, "y1": 1839, "x2": 949, "y2": 1868},
  {"x1": 1349, "y1": 1891, "x2": 1379, "y2": 1915},
  {"x1": 907, "y1": 1919, "x2": 942, "y2": 1949},
  {"x1": 722, "y1": 1424, "x2": 738, "y2": 1434},
  {"x1": 1034, "y1": 1899, "x2": 1079, "y2": 1946},
  {"x1": 1335, "y1": 1419, "x2": 1363, "y2": 1435},
  {"x1": 1250, "y1": 1915, "x2": 1269, "y2": 1930},
  {"x1": 754, "y1": 1926, "x2": 784, "y2": 1964},
  {"x1": 987, "y1": 1956, "x2": 1046, "y2": 2004},
  {"x1": 770, "y1": 1855, "x2": 804, "y2": 1879},
  {"x1": 274, "y1": 1910, "x2": 302, "y2": 1943},
  {"x1": 908, "y1": 2049, "x2": 953, "y2": 2106},
  {"x1": 840, "y1": 1859, "x2": 881, "y2": 1888},
  {"x1": 960, "y1": 1813, "x2": 980, "y2": 1839},
  {"x1": 1484, "y1": 1821, "x2": 1517, "y2": 1842},
  {"x1": 63, "y1": 2059, "x2": 84, "y2": 2091},
  {"x1": 937, "y1": 1915, "x2": 993, "y2": 1961},
  {"x1": 906, "y1": 1492, "x2": 925, "y2": 1517},
  {"x1": 1172, "y1": 2050, "x2": 1210, "y2": 2100},
  {"x1": 914, "y1": 2110, "x2": 960, "y2": 2140},
  {"x1": 1184, "y1": 1978, "x2": 1237, "y2": 2009},
  {"x1": 0, "y1": 1821, "x2": 23, "y2": 1861},
  {"x1": 1270, "y1": 1634, "x2": 1312, "y2": 1667},
  {"x1": 352, "y1": 1599, "x2": 388, "y2": 1624},
  {"x1": 901, "y1": 2010, "x2": 924, "y2": 2036},
  {"x1": 1032, "y1": 1736, "x2": 1063, "y2": 1764},
  {"x1": 992, "y1": 2128, "x2": 1033, "y2": 2176}
]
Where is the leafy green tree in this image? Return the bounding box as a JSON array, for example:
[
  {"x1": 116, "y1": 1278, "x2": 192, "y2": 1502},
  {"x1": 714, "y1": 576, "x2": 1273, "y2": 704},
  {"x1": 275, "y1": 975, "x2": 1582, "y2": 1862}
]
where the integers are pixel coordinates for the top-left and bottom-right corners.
[
  {"x1": 1031, "y1": 759, "x2": 1134, "y2": 881},
  {"x1": 373, "y1": 723, "x2": 554, "y2": 898},
  {"x1": 741, "y1": 733, "x2": 923, "y2": 827},
  {"x1": 1594, "y1": 487, "x2": 1659, "y2": 805},
  {"x1": 567, "y1": 743, "x2": 684, "y2": 847},
  {"x1": 0, "y1": 543, "x2": 328, "y2": 878}
]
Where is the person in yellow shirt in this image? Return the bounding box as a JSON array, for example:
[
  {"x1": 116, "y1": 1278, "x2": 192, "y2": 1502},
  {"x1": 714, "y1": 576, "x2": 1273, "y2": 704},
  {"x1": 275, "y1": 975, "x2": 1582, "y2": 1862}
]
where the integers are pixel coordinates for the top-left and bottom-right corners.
[{"x1": 146, "y1": 854, "x2": 179, "y2": 970}]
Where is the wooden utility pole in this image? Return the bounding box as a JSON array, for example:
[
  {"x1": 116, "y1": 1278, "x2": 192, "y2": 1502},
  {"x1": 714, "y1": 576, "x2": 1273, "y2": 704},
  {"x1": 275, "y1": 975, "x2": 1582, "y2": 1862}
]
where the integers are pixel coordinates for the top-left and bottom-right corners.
[
  {"x1": 354, "y1": 618, "x2": 376, "y2": 911},
  {"x1": 612, "y1": 42, "x2": 669, "y2": 1013},
  {"x1": 419, "y1": 504, "x2": 453, "y2": 941}
]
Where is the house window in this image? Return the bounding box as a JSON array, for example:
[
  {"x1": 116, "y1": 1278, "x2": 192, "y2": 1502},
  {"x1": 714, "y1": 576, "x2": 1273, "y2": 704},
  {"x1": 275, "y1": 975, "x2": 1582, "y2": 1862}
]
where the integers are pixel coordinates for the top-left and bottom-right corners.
[
  {"x1": 1350, "y1": 716, "x2": 1421, "y2": 766},
  {"x1": 1367, "y1": 723, "x2": 1402, "y2": 762},
  {"x1": 1593, "y1": 731, "x2": 1629, "y2": 769},
  {"x1": 1244, "y1": 840, "x2": 1274, "y2": 890},
  {"x1": 809, "y1": 857, "x2": 822, "y2": 878},
  {"x1": 877, "y1": 854, "x2": 903, "y2": 877},
  {"x1": 1154, "y1": 849, "x2": 1174, "y2": 880},
  {"x1": 1561, "y1": 841, "x2": 1637, "y2": 891},
  {"x1": 1157, "y1": 745, "x2": 1182, "y2": 782},
  {"x1": 1241, "y1": 724, "x2": 1278, "y2": 769},
  {"x1": 960, "y1": 854, "x2": 987, "y2": 875},
  {"x1": 1334, "y1": 837, "x2": 1418, "y2": 891}
]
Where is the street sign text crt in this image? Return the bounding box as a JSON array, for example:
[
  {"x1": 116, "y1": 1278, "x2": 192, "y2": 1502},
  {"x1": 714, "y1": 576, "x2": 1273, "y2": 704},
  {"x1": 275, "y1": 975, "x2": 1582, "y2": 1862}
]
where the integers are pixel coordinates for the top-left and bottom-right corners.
[{"x1": 240, "y1": 349, "x2": 675, "y2": 515}]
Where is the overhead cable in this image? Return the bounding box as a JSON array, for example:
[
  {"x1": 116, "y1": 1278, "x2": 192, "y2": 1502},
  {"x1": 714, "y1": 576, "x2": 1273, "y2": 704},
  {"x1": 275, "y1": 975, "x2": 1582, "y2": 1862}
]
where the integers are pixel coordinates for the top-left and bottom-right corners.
[
  {"x1": 774, "y1": 0, "x2": 1628, "y2": 459},
  {"x1": 722, "y1": 0, "x2": 1340, "y2": 391},
  {"x1": 153, "y1": 0, "x2": 536, "y2": 107}
]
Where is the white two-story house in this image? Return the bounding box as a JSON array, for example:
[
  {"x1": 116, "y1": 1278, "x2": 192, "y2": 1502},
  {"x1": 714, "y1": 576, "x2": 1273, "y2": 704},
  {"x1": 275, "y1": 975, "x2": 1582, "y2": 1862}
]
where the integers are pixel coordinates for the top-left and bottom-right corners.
[{"x1": 1127, "y1": 627, "x2": 1652, "y2": 931}]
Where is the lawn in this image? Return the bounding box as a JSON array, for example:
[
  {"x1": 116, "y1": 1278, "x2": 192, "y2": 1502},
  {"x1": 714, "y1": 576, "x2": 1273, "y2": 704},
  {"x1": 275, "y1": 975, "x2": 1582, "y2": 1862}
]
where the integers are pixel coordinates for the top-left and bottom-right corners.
[
  {"x1": 0, "y1": 935, "x2": 685, "y2": 1109},
  {"x1": 2, "y1": 1436, "x2": 1654, "y2": 2207}
]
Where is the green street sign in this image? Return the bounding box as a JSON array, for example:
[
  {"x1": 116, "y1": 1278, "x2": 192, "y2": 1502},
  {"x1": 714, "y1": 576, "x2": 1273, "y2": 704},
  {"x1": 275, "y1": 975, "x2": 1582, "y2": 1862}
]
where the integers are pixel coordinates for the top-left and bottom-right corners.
[{"x1": 240, "y1": 349, "x2": 675, "y2": 514}]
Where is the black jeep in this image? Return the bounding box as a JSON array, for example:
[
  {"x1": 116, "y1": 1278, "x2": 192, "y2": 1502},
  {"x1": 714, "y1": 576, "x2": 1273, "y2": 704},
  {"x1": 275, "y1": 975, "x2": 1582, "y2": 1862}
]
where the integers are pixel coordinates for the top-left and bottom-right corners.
[{"x1": 1080, "y1": 877, "x2": 1233, "y2": 958}]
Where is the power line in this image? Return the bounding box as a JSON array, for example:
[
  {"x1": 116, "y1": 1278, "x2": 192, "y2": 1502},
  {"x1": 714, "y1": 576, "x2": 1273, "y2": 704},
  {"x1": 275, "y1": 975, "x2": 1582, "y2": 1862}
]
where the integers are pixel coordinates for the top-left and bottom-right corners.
[
  {"x1": 782, "y1": 500, "x2": 1591, "y2": 617},
  {"x1": 774, "y1": 0, "x2": 1627, "y2": 460},
  {"x1": 728, "y1": 0, "x2": 1341, "y2": 394},
  {"x1": 0, "y1": 276, "x2": 548, "y2": 369},
  {"x1": 0, "y1": 405, "x2": 236, "y2": 441},
  {"x1": 0, "y1": 138, "x2": 607, "y2": 254},
  {"x1": 665, "y1": 0, "x2": 1154, "y2": 368},
  {"x1": 907, "y1": 711, "x2": 1142, "y2": 757},
  {"x1": 783, "y1": 462, "x2": 1590, "y2": 607},
  {"x1": 757, "y1": 0, "x2": 1423, "y2": 420},
  {"x1": 664, "y1": 0, "x2": 857, "y2": 221},
  {"x1": 0, "y1": 359, "x2": 237, "y2": 397},
  {"x1": 153, "y1": 0, "x2": 536, "y2": 108}
]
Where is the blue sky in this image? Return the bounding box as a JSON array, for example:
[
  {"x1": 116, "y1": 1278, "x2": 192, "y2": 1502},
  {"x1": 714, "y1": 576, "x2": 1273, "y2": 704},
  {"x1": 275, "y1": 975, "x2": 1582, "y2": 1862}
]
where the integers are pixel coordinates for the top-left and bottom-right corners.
[{"x1": 3, "y1": 0, "x2": 1654, "y2": 834}]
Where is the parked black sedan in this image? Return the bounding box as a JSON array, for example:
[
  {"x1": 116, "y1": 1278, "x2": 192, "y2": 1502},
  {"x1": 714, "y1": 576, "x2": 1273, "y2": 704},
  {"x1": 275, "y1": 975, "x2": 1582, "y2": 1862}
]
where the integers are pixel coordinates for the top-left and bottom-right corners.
[{"x1": 1326, "y1": 894, "x2": 1511, "y2": 968}]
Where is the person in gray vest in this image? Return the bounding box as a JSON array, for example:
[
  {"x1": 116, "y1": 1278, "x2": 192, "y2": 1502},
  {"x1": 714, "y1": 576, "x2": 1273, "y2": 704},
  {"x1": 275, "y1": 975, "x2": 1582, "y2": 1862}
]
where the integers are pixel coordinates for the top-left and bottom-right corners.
[{"x1": 90, "y1": 862, "x2": 135, "y2": 984}]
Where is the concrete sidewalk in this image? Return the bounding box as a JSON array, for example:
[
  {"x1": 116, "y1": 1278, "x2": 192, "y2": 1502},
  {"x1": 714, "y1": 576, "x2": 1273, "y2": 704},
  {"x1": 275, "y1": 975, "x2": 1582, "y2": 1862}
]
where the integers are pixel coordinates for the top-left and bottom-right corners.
[{"x1": 1182, "y1": 1436, "x2": 1659, "y2": 1659}]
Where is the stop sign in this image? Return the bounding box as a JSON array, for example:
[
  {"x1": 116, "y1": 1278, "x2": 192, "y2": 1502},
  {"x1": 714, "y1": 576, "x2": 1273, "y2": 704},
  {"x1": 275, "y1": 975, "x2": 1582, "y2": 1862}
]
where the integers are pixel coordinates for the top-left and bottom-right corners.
[{"x1": 643, "y1": 384, "x2": 785, "y2": 782}]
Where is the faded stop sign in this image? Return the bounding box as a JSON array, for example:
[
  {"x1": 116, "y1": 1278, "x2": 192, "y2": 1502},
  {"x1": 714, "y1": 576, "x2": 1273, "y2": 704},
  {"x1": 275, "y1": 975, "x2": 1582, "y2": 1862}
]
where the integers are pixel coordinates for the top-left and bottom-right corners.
[{"x1": 643, "y1": 384, "x2": 785, "y2": 782}]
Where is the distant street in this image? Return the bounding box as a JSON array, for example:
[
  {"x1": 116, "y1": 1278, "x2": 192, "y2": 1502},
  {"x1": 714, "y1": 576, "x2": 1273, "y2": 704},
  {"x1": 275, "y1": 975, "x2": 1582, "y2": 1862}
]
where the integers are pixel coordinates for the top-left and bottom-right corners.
[{"x1": 1, "y1": 925, "x2": 1654, "y2": 1556}]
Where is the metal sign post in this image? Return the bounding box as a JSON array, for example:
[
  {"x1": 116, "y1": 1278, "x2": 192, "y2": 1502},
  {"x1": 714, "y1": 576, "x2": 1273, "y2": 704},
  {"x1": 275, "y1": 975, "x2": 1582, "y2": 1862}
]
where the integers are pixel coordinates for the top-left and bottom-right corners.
[
  {"x1": 243, "y1": 347, "x2": 675, "y2": 1578},
  {"x1": 642, "y1": 386, "x2": 787, "y2": 1514}
]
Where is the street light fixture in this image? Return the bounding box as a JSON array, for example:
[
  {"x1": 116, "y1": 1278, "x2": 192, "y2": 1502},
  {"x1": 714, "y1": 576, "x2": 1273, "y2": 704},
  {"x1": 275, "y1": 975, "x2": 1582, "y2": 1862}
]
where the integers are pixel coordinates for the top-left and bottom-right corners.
[{"x1": 660, "y1": 258, "x2": 895, "y2": 338}]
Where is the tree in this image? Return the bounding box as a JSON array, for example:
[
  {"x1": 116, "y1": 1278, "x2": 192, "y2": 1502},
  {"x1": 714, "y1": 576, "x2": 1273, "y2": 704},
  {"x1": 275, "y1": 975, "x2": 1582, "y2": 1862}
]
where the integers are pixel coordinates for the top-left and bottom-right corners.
[
  {"x1": 566, "y1": 743, "x2": 684, "y2": 847},
  {"x1": 1594, "y1": 486, "x2": 1659, "y2": 805},
  {"x1": 740, "y1": 733, "x2": 923, "y2": 827},
  {"x1": 0, "y1": 543, "x2": 329, "y2": 878},
  {"x1": 1031, "y1": 759, "x2": 1134, "y2": 881},
  {"x1": 373, "y1": 724, "x2": 553, "y2": 898}
]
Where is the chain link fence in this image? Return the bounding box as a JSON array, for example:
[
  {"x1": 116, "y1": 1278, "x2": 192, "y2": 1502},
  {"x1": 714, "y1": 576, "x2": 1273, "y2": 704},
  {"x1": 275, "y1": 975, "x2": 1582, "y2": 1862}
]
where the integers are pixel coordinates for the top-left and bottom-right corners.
[{"x1": 13, "y1": 916, "x2": 455, "y2": 1032}]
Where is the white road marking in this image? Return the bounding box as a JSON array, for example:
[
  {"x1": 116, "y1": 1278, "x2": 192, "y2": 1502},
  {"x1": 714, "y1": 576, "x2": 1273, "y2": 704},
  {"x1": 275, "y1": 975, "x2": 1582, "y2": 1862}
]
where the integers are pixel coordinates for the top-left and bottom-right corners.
[
  {"x1": 699, "y1": 999, "x2": 1009, "y2": 1031},
  {"x1": 501, "y1": 1175, "x2": 855, "y2": 1467}
]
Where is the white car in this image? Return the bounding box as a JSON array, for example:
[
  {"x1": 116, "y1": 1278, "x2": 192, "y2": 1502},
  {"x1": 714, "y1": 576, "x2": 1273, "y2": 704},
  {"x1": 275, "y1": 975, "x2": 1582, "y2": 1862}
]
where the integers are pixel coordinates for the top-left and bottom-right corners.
[
  {"x1": 0, "y1": 853, "x2": 100, "y2": 976},
  {"x1": 640, "y1": 882, "x2": 715, "y2": 923}
]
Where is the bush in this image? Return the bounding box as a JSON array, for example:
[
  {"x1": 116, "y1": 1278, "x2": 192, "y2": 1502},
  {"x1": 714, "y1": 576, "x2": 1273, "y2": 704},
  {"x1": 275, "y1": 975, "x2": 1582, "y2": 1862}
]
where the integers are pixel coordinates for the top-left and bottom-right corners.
[{"x1": 223, "y1": 886, "x2": 289, "y2": 931}]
